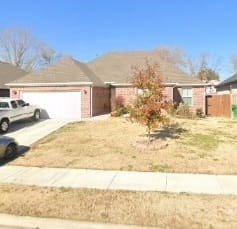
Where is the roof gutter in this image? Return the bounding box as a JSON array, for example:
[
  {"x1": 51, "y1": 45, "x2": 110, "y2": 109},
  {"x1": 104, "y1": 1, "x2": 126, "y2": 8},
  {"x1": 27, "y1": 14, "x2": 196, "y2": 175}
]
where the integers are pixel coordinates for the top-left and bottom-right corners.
[
  {"x1": 164, "y1": 83, "x2": 177, "y2": 86},
  {"x1": 109, "y1": 83, "x2": 133, "y2": 86},
  {"x1": 104, "y1": 81, "x2": 116, "y2": 85},
  {"x1": 174, "y1": 83, "x2": 208, "y2": 87},
  {"x1": 108, "y1": 83, "x2": 177, "y2": 87},
  {"x1": 106, "y1": 82, "x2": 205, "y2": 87},
  {"x1": 6, "y1": 82, "x2": 93, "y2": 87}
]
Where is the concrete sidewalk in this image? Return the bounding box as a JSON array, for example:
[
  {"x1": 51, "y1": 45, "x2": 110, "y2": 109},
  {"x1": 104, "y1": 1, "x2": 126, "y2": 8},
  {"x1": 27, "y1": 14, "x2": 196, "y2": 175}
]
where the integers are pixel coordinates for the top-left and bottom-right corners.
[
  {"x1": 0, "y1": 214, "x2": 147, "y2": 229},
  {"x1": 0, "y1": 165, "x2": 237, "y2": 195}
]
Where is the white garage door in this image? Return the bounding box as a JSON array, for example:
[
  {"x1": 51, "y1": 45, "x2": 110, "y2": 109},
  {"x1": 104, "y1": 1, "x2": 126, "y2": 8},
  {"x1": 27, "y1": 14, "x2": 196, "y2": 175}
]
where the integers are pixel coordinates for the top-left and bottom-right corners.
[{"x1": 21, "y1": 91, "x2": 81, "y2": 120}]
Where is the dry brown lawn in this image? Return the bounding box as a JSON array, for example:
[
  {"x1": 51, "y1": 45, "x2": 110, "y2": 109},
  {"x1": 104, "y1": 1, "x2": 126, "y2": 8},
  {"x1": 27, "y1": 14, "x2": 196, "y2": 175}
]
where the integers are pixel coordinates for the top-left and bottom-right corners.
[
  {"x1": 11, "y1": 117, "x2": 237, "y2": 174},
  {"x1": 0, "y1": 184, "x2": 236, "y2": 228}
]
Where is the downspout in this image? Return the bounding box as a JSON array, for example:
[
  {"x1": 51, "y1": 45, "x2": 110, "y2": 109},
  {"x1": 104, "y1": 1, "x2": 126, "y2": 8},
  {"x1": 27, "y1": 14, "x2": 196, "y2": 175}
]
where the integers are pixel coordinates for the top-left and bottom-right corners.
[
  {"x1": 90, "y1": 86, "x2": 93, "y2": 117},
  {"x1": 109, "y1": 84, "x2": 112, "y2": 112},
  {"x1": 230, "y1": 84, "x2": 232, "y2": 118},
  {"x1": 203, "y1": 85, "x2": 206, "y2": 115},
  {"x1": 171, "y1": 85, "x2": 175, "y2": 103},
  {"x1": 171, "y1": 84, "x2": 177, "y2": 104}
]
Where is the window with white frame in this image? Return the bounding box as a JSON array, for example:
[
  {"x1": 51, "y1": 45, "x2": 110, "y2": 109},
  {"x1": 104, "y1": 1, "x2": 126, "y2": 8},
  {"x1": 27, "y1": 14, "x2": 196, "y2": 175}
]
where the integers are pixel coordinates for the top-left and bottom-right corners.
[
  {"x1": 182, "y1": 87, "x2": 193, "y2": 105},
  {"x1": 137, "y1": 88, "x2": 143, "y2": 95}
]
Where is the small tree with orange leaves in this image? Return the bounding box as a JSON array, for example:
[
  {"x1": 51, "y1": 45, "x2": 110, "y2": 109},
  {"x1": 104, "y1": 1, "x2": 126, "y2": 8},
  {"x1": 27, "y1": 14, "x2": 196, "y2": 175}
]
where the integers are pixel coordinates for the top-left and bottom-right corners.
[{"x1": 130, "y1": 61, "x2": 169, "y2": 142}]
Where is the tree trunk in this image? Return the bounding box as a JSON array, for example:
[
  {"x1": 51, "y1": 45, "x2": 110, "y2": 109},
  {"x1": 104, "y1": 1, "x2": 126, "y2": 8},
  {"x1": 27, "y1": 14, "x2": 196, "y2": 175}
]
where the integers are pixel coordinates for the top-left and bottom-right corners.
[{"x1": 147, "y1": 127, "x2": 151, "y2": 143}]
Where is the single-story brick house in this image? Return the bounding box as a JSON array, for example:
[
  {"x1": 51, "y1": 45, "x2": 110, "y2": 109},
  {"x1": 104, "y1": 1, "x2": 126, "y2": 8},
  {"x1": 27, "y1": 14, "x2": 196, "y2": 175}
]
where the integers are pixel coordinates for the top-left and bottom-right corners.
[
  {"x1": 7, "y1": 50, "x2": 207, "y2": 119},
  {"x1": 7, "y1": 57, "x2": 110, "y2": 119},
  {"x1": 0, "y1": 61, "x2": 27, "y2": 97},
  {"x1": 88, "y1": 50, "x2": 207, "y2": 113}
]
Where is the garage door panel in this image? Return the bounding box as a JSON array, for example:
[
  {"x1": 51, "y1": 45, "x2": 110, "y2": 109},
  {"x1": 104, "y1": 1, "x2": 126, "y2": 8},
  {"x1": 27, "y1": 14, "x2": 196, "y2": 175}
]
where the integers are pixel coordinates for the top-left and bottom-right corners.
[{"x1": 21, "y1": 91, "x2": 81, "y2": 120}]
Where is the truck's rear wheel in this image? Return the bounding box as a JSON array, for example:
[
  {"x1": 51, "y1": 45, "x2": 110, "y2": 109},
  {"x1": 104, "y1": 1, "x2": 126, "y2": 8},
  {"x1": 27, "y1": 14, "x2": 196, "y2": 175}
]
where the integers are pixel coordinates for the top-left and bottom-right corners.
[
  {"x1": 33, "y1": 110, "x2": 40, "y2": 121},
  {"x1": 0, "y1": 119, "x2": 9, "y2": 133}
]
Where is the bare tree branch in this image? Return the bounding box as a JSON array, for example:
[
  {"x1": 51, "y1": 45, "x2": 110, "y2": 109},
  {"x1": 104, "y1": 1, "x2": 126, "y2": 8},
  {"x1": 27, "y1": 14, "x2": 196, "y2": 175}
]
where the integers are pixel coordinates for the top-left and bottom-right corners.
[
  {"x1": 38, "y1": 45, "x2": 62, "y2": 67},
  {"x1": 230, "y1": 55, "x2": 237, "y2": 74},
  {"x1": 0, "y1": 27, "x2": 59, "y2": 71},
  {"x1": 154, "y1": 46, "x2": 186, "y2": 68},
  {"x1": 154, "y1": 46, "x2": 222, "y2": 79}
]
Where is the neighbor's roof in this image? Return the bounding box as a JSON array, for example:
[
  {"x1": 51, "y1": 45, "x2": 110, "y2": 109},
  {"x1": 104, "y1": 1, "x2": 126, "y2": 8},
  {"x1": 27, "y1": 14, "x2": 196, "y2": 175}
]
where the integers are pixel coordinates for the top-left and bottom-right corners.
[
  {"x1": 88, "y1": 50, "x2": 203, "y2": 85},
  {"x1": 8, "y1": 57, "x2": 104, "y2": 86},
  {"x1": 0, "y1": 62, "x2": 27, "y2": 88},
  {"x1": 218, "y1": 74, "x2": 237, "y2": 86}
]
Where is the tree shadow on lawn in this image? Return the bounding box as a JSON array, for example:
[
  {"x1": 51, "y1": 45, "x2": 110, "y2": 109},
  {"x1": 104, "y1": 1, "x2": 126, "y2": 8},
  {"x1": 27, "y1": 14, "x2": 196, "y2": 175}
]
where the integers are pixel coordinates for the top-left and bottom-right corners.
[
  {"x1": 141, "y1": 126, "x2": 188, "y2": 141},
  {"x1": 136, "y1": 126, "x2": 187, "y2": 151},
  {"x1": 0, "y1": 145, "x2": 30, "y2": 166}
]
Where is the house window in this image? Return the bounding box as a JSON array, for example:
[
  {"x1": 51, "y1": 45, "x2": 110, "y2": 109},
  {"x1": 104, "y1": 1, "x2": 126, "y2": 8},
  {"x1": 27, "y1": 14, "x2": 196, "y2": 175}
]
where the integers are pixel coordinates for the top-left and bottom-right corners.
[
  {"x1": 182, "y1": 87, "x2": 193, "y2": 105},
  {"x1": 137, "y1": 88, "x2": 143, "y2": 95},
  {"x1": 137, "y1": 88, "x2": 149, "y2": 96}
]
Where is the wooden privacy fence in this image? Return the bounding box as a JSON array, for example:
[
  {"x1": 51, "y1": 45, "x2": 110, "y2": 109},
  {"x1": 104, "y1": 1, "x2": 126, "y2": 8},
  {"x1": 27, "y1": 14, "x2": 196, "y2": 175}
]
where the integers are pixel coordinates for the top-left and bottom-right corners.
[{"x1": 206, "y1": 94, "x2": 231, "y2": 117}]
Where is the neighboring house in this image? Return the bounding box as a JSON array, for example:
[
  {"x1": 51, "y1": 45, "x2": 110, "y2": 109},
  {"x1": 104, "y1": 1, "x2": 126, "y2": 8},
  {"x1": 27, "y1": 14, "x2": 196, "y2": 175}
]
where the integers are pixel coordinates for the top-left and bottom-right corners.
[
  {"x1": 7, "y1": 50, "x2": 207, "y2": 120},
  {"x1": 0, "y1": 61, "x2": 27, "y2": 97},
  {"x1": 7, "y1": 57, "x2": 110, "y2": 119},
  {"x1": 216, "y1": 74, "x2": 237, "y2": 95},
  {"x1": 88, "y1": 50, "x2": 206, "y2": 113},
  {"x1": 205, "y1": 74, "x2": 237, "y2": 118},
  {"x1": 216, "y1": 73, "x2": 237, "y2": 105}
]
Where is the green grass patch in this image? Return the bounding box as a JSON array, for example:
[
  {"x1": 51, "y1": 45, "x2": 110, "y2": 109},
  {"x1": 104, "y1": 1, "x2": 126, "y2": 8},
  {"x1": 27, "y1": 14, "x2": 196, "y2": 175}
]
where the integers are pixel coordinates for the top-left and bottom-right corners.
[
  {"x1": 210, "y1": 129, "x2": 237, "y2": 142},
  {"x1": 182, "y1": 133, "x2": 218, "y2": 151}
]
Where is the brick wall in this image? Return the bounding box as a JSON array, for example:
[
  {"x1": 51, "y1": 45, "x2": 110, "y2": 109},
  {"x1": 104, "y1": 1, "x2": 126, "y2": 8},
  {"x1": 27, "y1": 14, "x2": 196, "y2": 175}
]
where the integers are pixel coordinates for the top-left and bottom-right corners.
[
  {"x1": 163, "y1": 86, "x2": 173, "y2": 102},
  {"x1": 193, "y1": 87, "x2": 206, "y2": 112},
  {"x1": 110, "y1": 86, "x2": 175, "y2": 110},
  {"x1": 174, "y1": 86, "x2": 205, "y2": 113},
  {"x1": 10, "y1": 85, "x2": 91, "y2": 118},
  {"x1": 92, "y1": 87, "x2": 110, "y2": 116},
  {"x1": 110, "y1": 86, "x2": 137, "y2": 110}
]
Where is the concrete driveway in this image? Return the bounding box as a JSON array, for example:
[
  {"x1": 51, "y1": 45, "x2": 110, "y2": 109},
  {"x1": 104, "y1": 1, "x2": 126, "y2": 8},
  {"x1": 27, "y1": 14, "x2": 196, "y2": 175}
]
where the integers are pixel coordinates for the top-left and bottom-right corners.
[{"x1": 4, "y1": 119, "x2": 70, "y2": 147}]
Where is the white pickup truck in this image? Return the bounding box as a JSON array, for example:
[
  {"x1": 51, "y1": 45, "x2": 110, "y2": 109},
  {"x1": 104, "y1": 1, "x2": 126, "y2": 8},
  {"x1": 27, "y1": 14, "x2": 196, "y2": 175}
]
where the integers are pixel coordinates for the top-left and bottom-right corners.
[{"x1": 0, "y1": 98, "x2": 41, "y2": 133}]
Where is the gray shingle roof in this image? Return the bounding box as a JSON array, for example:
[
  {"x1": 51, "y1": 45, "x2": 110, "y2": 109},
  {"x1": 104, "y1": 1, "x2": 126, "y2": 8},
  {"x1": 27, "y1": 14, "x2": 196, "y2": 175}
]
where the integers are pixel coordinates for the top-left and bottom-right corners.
[
  {"x1": 218, "y1": 74, "x2": 237, "y2": 86},
  {"x1": 8, "y1": 50, "x2": 203, "y2": 87},
  {"x1": 0, "y1": 62, "x2": 27, "y2": 88},
  {"x1": 87, "y1": 50, "x2": 202, "y2": 85},
  {"x1": 9, "y1": 57, "x2": 104, "y2": 86}
]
